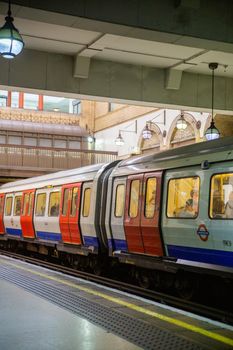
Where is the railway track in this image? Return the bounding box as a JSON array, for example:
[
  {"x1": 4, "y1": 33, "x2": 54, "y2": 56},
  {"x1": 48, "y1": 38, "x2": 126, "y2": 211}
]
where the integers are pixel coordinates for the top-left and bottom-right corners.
[{"x1": 0, "y1": 249, "x2": 232, "y2": 326}]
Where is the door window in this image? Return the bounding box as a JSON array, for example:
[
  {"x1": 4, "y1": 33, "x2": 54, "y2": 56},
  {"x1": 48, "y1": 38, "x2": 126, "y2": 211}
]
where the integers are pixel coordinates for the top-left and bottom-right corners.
[
  {"x1": 145, "y1": 178, "x2": 157, "y2": 218},
  {"x1": 35, "y1": 193, "x2": 46, "y2": 216},
  {"x1": 5, "y1": 197, "x2": 12, "y2": 216},
  {"x1": 129, "y1": 180, "x2": 140, "y2": 218},
  {"x1": 62, "y1": 188, "x2": 69, "y2": 216},
  {"x1": 0, "y1": 196, "x2": 4, "y2": 214},
  {"x1": 23, "y1": 193, "x2": 29, "y2": 216},
  {"x1": 115, "y1": 184, "x2": 125, "y2": 218},
  {"x1": 70, "y1": 187, "x2": 78, "y2": 217},
  {"x1": 14, "y1": 196, "x2": 22, "y2": 216},
  {"x1": 49, "y1": 191, "x2": 61, "y2": 217},
  {"x1": 28, "y1": 193, "x2": 34, "y2": 216},
  {"x1": 167, "y1": 177, "x2": 200, "y2": 218},
  {"x1": 83, "y1": 188, "x2": 91, "y2": 217}
]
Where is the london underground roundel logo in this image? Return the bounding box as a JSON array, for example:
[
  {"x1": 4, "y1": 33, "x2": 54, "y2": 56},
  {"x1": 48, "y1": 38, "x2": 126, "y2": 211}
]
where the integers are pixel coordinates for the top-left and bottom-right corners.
[{"x1": 197, "y1": 224, "x2": 209, "y2": 242}]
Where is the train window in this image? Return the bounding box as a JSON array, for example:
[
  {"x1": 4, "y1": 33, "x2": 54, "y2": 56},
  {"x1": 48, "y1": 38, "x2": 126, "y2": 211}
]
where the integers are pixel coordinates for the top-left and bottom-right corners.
[
  {"x1": 5, "y1": 197, "x2": 12, "y2": 216},
  {"x1": 83, "y1": 188, "x2": 91, "y2": 217},
  {"x1": 49, "y1": 191, "x2": 61, "y2": 217},
  {"x1": 14, "y1": 196, "x2": 22, "y2": 216},
  {"x1": 129, "y1": 180, "x2": 140, "y2": 218},
  {"x1": 62, "y1": 188, "x2": 69, "y2": 216},
  {"x1": 210, "y1": 173, "x2": 233, "y2": 219},
  {"x1": 35, "y1": 193, "x2": 46, "y2": 216},
  {"x1": 115, "y1": 184, "x2": 125, "y2": 217},
  {"x1": 145, "y1": 178, "x2": 157, "y2": 218},
  {"x1": 167, "y1": 177, "x2": 200, "y2": 218},
  {"x1": 0, "y1": 196, "x2": 4, "y2": 214},
  {"x1": 23, "y1": 193, "x2": 29, "y2": 216},
  {"x1": 28, "y1": 193, "x2": 34, "y2": 216},
  {"x1": 70, "y1": 187, "x2": 78, "y2": 217}
]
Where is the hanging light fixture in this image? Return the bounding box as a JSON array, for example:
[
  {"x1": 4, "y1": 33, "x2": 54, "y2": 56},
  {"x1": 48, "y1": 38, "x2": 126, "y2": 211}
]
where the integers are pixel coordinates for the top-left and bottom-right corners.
[
  {"x1": 115, "y1": 121, "x2": 137, "y2": 146},
  {"x1": 142, "y1": 111, "x2": 166, "y2": 140},
  {"x1": 87, "y1": 130, "x2": 95, "y2": 143},
  {"x1": 115, "y1": 131, "x2": 124, "y2": 146},
  {"x1": 176, "y1": 111, "x2": 187, "y2": 130},
  {"x1": 205, "y1": 63, "x2": 220, "y2": 141},
  {"x1": 142, "y1": 123, "x2": 152, "y2": 140},
  {"x1": 0, "y1": 0, "x2": 24, "y2": 59}
]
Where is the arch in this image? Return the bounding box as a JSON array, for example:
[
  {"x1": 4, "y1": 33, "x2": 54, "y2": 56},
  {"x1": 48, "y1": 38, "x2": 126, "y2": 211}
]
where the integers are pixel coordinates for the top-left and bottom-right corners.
[
  {"x1": 138, "y1": 122, "x2": 163, "y2": 154},
  {"x1": 166, "y1": 112, "x2": 200, "y2": 149}
]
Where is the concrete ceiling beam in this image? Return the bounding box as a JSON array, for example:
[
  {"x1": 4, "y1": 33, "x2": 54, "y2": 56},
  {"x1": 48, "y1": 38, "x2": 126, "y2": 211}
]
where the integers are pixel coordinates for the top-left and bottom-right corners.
[{"x1": 1, "y1": 48, "x2": 233, "y2": 114}]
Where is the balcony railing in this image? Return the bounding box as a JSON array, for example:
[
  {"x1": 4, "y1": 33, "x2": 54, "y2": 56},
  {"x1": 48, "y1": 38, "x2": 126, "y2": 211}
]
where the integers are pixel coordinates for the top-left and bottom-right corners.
[{"x1": 0, "y1": 144, "x2": 118, "y2": 173}]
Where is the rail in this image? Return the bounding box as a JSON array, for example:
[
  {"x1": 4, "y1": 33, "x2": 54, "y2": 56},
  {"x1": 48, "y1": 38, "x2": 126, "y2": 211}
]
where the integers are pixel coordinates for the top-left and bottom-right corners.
[{"x1": 0, "y1": 143, "x2": 118, "y2": 171}]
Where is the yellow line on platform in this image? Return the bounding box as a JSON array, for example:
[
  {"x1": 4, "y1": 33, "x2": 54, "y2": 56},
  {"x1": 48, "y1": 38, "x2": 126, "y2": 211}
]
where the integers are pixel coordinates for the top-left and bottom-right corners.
[{"x1": 1, "y1": 258, "x2": 233, "y2": 347}]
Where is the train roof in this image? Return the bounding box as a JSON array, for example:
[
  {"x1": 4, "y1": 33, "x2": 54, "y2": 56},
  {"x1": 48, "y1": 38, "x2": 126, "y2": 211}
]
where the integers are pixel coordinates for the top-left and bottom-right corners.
[
  {"x1": 0, "y1": 163, "x2": 106, "y2": 193},
  {"x1": 113, "y1": 136, "x2": 233, "y2": 176}
]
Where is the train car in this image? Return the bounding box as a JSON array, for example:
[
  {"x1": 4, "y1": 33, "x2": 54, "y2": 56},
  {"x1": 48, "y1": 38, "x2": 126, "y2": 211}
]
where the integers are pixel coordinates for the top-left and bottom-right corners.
[
  {"x1": 105, "y1": 136, "x2": 233, "y2": 293},
  {"x1": 0, "y1": 137, "x2": 233, "y2": 298},
  {"x1": 0, "y1": 161, "x2": 119, "y2": 270}
]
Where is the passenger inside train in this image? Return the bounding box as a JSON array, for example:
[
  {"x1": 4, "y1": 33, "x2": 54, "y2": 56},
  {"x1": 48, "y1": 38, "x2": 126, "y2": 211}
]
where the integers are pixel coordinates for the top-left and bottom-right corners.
[
  {"x1": 225, "y1": 191, "x2": 233, "y2": 219},
  {"x1": 177, "y1": 199, "x2": 195, "y2": 218}
]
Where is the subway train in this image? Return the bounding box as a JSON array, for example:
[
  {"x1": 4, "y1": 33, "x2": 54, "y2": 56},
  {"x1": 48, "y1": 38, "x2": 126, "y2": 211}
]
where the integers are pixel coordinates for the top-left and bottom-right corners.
[{"x1": 0, "y1": 136, "x2": 233, "y2": 298}]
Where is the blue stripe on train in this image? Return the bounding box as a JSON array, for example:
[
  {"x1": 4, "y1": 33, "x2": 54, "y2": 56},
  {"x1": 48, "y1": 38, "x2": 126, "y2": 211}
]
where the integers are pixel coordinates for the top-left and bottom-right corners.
[
  {"x1": 167, "y1": 245, "x2": 233, "y2": 268},
  {"x1": 6, "y1": 227, "x2": 22, "y2": 236},
  {"x1": 36, "y1": 231, "x2": 62, "y2": 241},
  {"x1": 83, "y1": 236, "x2": 98, "y2": 247},
  {"x1": 108, "y1": 238, "x2": 128, "y2": 251}
]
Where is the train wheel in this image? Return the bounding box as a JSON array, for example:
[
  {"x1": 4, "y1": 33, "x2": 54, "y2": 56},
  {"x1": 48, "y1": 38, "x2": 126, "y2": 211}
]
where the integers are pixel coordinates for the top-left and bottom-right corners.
[
  {"x1": 175, "y1": 272, "x2": 198, "y2": 300},
  {"x1": 137, "y1": 269, "x2": 151, "y2": 289}
]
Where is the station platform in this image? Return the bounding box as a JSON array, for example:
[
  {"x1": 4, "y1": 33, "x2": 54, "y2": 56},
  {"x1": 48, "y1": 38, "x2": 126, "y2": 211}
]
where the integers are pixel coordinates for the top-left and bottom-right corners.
[{"x1": 0, "y1": 255, "x2": 232, "y2": 350}]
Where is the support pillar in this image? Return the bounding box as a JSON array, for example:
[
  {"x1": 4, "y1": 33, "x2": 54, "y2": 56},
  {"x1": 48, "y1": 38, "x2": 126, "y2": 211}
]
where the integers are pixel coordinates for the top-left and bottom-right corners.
[
  {"x1": 7, "y1": 91, "x2": 11, "y2": 107},
  {"x1": 38, "y1": 95, "x2": 44, "y2": 111},
  {"x1": 19, "y1": 92, "x2": 24, "y2": 109}
]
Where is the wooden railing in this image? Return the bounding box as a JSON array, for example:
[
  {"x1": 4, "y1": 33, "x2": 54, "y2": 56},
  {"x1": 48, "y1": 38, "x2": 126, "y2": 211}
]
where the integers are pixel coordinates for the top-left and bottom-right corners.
[{"x1": 0, "y1": 144, "x2": 118, "y2": 171}]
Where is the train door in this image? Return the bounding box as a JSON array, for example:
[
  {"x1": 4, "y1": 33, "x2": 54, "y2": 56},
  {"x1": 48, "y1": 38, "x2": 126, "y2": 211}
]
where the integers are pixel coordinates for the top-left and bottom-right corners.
[
  {"x1": 60, "y1": 183, "x2": 82, "y2": 244},
  {"x1": 110, "y1": 177, "x2": 127, "y2": 251},
  {"x1": 124, "y1": 174, "x2": 144, "y2": 253},
  {"x1": 21, "y1": 190, "x2": 35, "y2": 238},
  {"x1": 12, "y1": 193, "x2": 23, "y2": 236},
  {"x1": 34, "y1": 188, "x2": 62, "y2": 241},
  {"x1": 140, "y1": 172, "x2": 163, "y2": 255},
  {"x1": 4, "y1": 193, "x2": 22, "y2": 236},
  {"x1": 80, "y1": 182, "x2": 96, "y2": 247},
  {"x1": 0, "y1": 194, "x2": 5, "y2": 234}
]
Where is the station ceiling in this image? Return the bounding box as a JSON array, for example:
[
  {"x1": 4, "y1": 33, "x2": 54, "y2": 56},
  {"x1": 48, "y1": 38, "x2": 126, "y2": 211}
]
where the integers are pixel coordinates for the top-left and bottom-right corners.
[
  {"x1": 0, "y1": 1, "x2": 233, "y2": 112},
  {"x1": 0, "y1": 1, "x2": 232, "y2": 77}
]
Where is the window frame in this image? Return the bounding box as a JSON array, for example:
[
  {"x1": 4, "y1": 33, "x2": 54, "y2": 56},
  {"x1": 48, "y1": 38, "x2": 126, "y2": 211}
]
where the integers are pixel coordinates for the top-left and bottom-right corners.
[
  {"x1": 70, "y1": 187, "x2": 78, "y2": 217},
  {"x1": 35, "y1": 192, "x2": 47, "y2": 217},
  {"x1": 114, "y1": 184, "x2": 125, "y2": 218},
  {"x1": 144, "y1": 177, "x2": 157, "y2": 219},
  {"x1": 62, "y1": 188, "x2": 69, "y2": 216},
  {"x1": 82, "y1": 187, "x2": 91, "y2": 218},
  {"x1": 166, "y1": 175, "x2": 200, "y2": 219},
  {"x1": 5, "y1": 196, "x2": 13, "y2": 216},
  {"x1": 22, "y1": 193, "x2": 30, "y2": 216},
  {"x1": 0, "y1": 196, "x2": 4, "y2": 214},
  {"x1": 129, "y1": 179, "x2": 140, "y2": 219},
  {"x1": 48, "y1": 191, "x2": 61, "y2": 217},
  {"x1": 209, "y1": 172, "x2": 233, "y2": 220},
  {"x1": 13, "y1": 195, "x2": 22, "y2": 216}
]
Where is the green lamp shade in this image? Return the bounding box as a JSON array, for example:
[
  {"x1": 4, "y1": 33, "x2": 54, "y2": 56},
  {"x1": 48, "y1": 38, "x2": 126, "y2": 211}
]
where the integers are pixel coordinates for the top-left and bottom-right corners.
[
  {"x1": 0, "y1": 16, "x2": 24, "y2": 58},
  {"x1": 205, "y1": 121, "x2": 220, "y2": 141}
]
